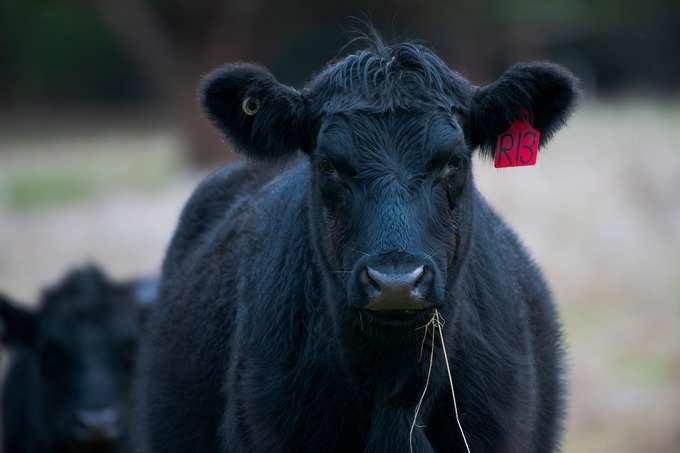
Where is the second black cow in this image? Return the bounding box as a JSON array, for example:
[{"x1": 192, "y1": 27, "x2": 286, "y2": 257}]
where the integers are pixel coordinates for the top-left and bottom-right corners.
[
  {"x1": 0, "y1": 265, "x2": 156, "y2": 453},
  {"x1": 135, "y1": 38, "x2": 578, "y2": 453}
]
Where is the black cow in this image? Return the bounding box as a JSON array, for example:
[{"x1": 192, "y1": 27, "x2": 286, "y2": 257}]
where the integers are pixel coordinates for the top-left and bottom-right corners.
[
  {"x1": 0, "y1": 265, "x2": 156, "y2": 453},
  {"x1": 135, "y1": 38, "x2": 578, "y2": 453}
]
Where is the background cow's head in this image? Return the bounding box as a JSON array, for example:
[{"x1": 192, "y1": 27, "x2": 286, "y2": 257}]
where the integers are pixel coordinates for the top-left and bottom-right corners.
[
  {"x1": 201, "y1": 39, "x2": 578, "y2": 324},
  {"x1": 0, "y1": 266, "x2": 155, "y2": 452}
]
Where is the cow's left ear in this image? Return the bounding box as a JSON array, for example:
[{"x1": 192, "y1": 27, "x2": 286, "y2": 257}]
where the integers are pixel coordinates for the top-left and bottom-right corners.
[
  {"x1": 201, "y1": 63, "x2": 310, "y2": 160},
  {"x1": 465, "y1": 62, "x2": 579, "y2": 157},
  {"x1": 0, "y1": 293, "x2": 36, "y2": 347},
  {"x1": 129, "y1": 275, "x2": 159, "y2": 326}
]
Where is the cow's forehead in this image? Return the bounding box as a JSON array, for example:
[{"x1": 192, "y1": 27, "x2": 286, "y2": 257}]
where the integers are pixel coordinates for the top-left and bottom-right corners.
[
  {"x1": 318, "y1": 110, "x2": 463, "y2": 163},
  {"x1": 306, "y1": 43, "x2": 473, "y2": 114}
]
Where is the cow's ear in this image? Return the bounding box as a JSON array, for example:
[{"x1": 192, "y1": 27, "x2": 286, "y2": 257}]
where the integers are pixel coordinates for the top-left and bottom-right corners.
[
  {"x1": 0, "y1": 293, "x2": 36, "y2": 347},
  {"x1": 201, "y1": 63, "x2": 310, "y2": 160},
  {"x1": 465, "y1": 62, "x2": 579, "y2": 158},
  {"x1": 129, "y1": 275, "x2": 159, "y2": 326}
]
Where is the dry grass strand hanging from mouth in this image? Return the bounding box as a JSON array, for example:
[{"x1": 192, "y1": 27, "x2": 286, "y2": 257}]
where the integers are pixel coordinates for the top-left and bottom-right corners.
[{"x1": 409, "y1": 309, "x2": 472, "y2": 453}]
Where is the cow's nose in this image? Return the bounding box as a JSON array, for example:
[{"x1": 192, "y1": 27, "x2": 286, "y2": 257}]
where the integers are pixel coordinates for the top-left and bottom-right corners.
[
  {"x1": 361, "y1": 265, "x2": 432, "y2": 311},
  {"x1": 74, "y1": 408, "x2": 120, "y2": 443}
]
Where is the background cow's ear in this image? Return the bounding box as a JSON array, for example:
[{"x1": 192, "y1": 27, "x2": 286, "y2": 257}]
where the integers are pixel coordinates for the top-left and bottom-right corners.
[
  {"x1": 465, "y1": 62, "x2": 579, "y2": 157},
  {"x1": 201, "y1": 63, "x2": 310, "y2": 160},
  {"x1": 129, "y1": 275, "x2": 159, "y2": 326},
  {"x1": 0, "y1": 293, "x2": 36, "y2": 347}
]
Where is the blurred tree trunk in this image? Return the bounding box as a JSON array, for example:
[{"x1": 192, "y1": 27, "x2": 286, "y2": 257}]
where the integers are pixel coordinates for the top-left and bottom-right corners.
[
  {"x1": 174, "y1": 75, "x2": 227, "y2": 166},
  {"x1": 89, "y1": 0, "x2": 262, "y2": 166}
]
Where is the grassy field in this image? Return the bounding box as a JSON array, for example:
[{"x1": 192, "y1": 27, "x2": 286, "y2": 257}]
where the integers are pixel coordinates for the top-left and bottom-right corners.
[{"x1": 1, "y1": 100, "x2": 678, "y2": 452}]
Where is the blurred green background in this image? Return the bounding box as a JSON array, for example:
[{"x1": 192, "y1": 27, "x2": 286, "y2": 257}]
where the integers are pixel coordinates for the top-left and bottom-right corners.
[{"x1": 0, "y1": 1, "x2": 679, "y2": 452}]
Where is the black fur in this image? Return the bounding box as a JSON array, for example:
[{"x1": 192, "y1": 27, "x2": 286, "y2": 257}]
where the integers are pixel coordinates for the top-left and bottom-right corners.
[
  {"x1": 135, "y1": 39, "x2": 577, "y2": 453},
  {"x1": 0, "y1": 265, "x2": 155, "y2": 453}
]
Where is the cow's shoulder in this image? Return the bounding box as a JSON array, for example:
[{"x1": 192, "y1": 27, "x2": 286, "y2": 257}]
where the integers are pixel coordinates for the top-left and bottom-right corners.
[{"x1": 163, "y1": 160, "x2": 290, "y2": 269}]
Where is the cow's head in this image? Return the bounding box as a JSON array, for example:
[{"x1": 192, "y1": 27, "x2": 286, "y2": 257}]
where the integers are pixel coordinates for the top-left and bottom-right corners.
[
  {"x1": 202, "y1": 40, "x2": 577, "y2": 324},
  {"x1": 0, "y1": 266, "x2": 154, "y2": 452}
]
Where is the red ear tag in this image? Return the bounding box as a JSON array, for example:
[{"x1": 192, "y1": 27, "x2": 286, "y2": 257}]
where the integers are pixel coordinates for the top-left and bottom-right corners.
[{"x1": 494, "y1": 111, "x2": 541, "y2": 168}]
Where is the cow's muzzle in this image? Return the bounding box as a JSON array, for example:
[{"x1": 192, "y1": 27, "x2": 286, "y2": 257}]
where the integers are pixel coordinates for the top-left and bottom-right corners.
[{"x1": 350, "y1": 252, "x2": 438, "y2": 313}]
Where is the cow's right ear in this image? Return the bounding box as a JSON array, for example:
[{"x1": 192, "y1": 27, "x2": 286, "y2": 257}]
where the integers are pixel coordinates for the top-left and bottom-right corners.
[
  {"x1": 201, "y1": 63, "x2": 310, "y2": 160},
  {"x1": 0, "y1": 293, "x2": 36, "y2": 347},
  {"x1": 465, "y1": 62, "x2": 579, "y2": 157}
]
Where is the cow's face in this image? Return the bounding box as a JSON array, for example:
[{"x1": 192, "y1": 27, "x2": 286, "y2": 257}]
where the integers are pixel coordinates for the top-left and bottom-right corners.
[
  {"x1": 35, "y1": 299, "x2": 138, "y2": 451},
  {"x1": 310, "y1": 109, "x2": 470, "y2": 318},
  {"x1": 0, "y1": 268, "x2": 153, "y2": 452},
  {"x1": 201, "y1": 41, "x2": 578, "y2": 322}
]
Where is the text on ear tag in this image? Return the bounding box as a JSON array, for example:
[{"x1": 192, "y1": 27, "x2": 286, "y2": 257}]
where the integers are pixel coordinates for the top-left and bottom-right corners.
[{"x1": 494, "y1": 113, "x2": 540, "y2": 168}]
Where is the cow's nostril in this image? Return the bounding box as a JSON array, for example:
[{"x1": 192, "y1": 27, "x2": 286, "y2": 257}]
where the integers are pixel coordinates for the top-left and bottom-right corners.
[
  {"x1": 361, "y1": 265, "x2": 433, "y2": 313},
  {"x1": 361, "y1": 267, "x2": 382, "y2": 297},
  {"x1": 365, "y1": 265, "x2": 425, "y2": 294},
  {"x1": 353, "y1": 255, "x2": 438, "y2": 313},
  {"x1": 411, "y1": 266, "x2": 433, "y2": 297}
]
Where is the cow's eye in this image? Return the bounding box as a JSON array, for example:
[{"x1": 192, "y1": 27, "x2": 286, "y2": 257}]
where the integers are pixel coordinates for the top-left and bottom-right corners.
[
  {"x1": 319, "y1": 159, "x2": 337, "y2": 177},
  {"x1": 442, "y1": 157, "x2": 460, "y2": 177},
  {"x1": 435, "y1": 157, "x2": 461, "y2": 181}
]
